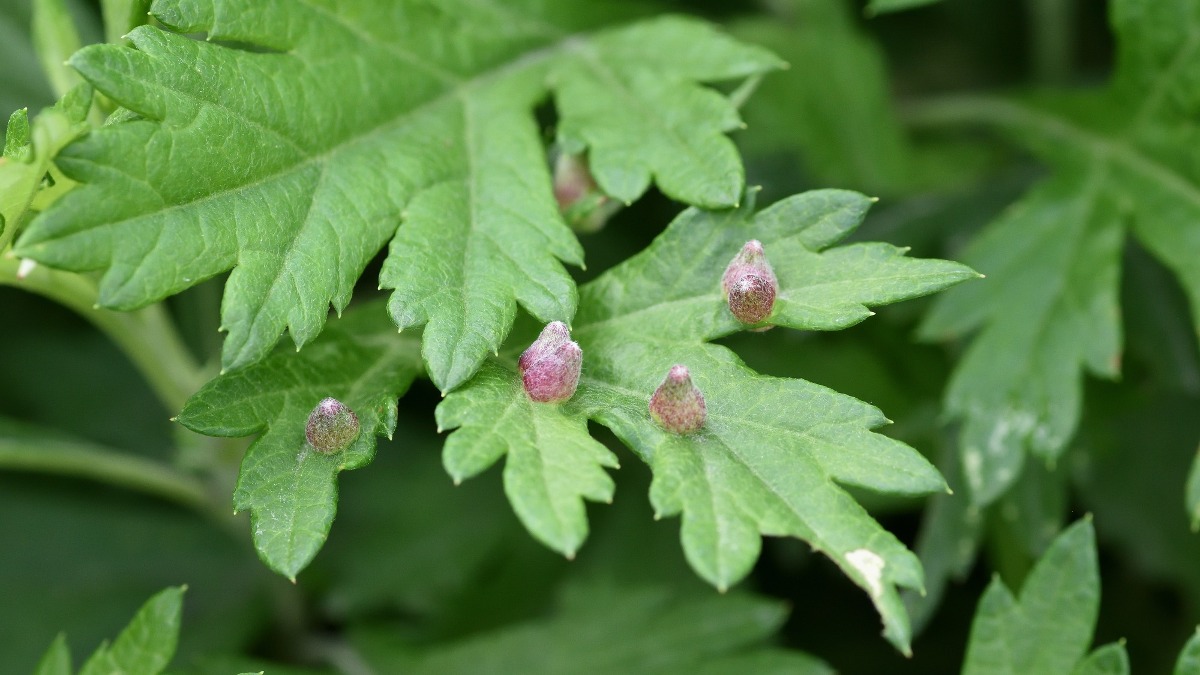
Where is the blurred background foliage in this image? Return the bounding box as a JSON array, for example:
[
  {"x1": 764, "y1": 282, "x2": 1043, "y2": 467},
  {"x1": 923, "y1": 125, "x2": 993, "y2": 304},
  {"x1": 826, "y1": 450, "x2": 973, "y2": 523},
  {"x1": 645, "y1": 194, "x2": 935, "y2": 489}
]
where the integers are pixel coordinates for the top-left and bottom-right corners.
[{"x1": 2, "y1": 0, "x2": 1198, "y2": 673}]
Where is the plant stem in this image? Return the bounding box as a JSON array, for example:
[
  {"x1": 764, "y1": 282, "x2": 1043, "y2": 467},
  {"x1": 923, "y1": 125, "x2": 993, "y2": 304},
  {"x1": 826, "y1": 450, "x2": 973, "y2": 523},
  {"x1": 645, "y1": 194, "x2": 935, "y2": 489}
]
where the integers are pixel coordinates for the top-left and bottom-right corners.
[
  {"x1": 0, "y1": 432, "x2": 211, "y2": 514},
  {"x1": 0, "y1": 255, "x2": 208, "y2": 413}
]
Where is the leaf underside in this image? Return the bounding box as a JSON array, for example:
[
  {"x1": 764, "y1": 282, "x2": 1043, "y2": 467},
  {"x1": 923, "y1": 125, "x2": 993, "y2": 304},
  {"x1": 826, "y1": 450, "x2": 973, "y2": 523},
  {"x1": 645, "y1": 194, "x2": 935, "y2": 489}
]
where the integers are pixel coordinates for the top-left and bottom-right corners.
[{"x1": 15, "y1": 0, "x2": 782, "y2": 391}]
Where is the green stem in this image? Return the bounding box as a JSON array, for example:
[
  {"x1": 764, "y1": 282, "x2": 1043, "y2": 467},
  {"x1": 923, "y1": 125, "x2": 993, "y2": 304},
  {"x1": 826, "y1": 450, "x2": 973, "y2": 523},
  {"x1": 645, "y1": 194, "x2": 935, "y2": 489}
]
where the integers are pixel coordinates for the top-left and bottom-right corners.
[
  {"x1": 0, "y1": 434, "x2": 210, "y2": 514},
  {"x1": 900, "y1": 93, "x2": 1031, "y2": 131},
  {"x1": 0, "y1": 256, "x2": 208, "y2": 413}
]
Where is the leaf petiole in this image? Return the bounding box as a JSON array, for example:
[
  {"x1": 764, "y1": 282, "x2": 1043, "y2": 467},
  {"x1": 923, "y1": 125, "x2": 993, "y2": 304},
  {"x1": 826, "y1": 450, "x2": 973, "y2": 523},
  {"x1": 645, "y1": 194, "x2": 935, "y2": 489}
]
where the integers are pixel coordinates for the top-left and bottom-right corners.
[{"x1": 0, "y1": 255, "x2": 208, "y2": 413}]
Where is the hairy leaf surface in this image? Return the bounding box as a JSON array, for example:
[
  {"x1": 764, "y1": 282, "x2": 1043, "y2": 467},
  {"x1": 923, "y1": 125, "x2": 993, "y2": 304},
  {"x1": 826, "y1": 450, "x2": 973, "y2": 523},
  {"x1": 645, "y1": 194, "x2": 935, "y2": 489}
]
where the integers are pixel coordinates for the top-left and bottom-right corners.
[{"x1": 15, "y1": 0, "x2": 781, "y2": 391}]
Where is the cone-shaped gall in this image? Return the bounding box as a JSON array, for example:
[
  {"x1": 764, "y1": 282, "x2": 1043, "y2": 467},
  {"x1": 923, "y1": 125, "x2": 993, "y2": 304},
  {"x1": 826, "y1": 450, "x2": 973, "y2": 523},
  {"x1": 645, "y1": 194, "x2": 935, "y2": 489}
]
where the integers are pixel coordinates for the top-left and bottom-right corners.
[
  {"x1": 519, "y1": 321, "x2": 582, "y2": 403},
  {"x1": 721, "y1": 240, "x2": 778, "y2": 325},
  {"x1": 649, "y1": 365, "x2": 707, "y2": 434},
  {"x1": 305, "y1": 397, "x2": 360, "y2": 453}
]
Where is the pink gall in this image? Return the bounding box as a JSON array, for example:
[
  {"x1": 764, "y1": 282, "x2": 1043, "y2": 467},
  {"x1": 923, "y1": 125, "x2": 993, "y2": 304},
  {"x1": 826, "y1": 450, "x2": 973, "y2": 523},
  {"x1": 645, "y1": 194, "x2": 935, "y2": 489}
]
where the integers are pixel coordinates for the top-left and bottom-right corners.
[
  {"x1": 519, "y1": 321, "x2": 582, "y2": 403},
  {"x1": 721, "y1": 240, "x2": 778, "y2": 325},
  {"x1": 305, "y1": 397, "x2": 360, "y2": 453},
  {"x1": 649, "y1": 365, "x2": 707, "y2": 434}
]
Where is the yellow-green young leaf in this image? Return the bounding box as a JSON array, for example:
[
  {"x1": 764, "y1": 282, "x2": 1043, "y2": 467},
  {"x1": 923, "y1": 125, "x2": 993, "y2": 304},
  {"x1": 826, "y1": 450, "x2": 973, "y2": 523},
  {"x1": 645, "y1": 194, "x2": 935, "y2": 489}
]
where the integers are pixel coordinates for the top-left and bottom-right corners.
[
  {"x1": 0, "y1": 83, "x2": 91, "y2": 248},
  {"x1": 77, "y1": 586, "x2": 185, "y2": 675},
  {"x1": 439, "y1": 189, "x2": 976, "y2": 654},
  {"x1": 1177, "y1": 627, "x2": 1200, "y2": 675},
  {"x1": 14, "y1": 0, "x2": 782, "y2": 392},
  {"x1": 962, "y1": 519, "x2": 1100, "y2": 675},
  {"x1": 922, "y1": 0, "x2": 1200, "y2": 507},
  {"x1": 176, "y1": 301, "x2": 421, "y2": 579},
  {"x1": 33, "y1": 634, "x2": 70, "y2": 675}
]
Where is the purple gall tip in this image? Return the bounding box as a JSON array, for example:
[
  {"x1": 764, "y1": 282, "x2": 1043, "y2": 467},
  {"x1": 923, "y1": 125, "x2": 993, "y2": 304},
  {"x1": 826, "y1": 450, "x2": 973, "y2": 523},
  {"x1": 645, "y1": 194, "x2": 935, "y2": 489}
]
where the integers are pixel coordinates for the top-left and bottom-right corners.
[
  {"x1": 519, "y1": 321, "x2": 582, "y2": 403},
  {"x1": 649, "y1": 365, "x2": 706, "y2": 434},
  {"x1": 722, "y1": 240, "x2": 778, "y2": 325},
  {"x1": 305, "y1": 397, "x2": 360, "y2": 453}
]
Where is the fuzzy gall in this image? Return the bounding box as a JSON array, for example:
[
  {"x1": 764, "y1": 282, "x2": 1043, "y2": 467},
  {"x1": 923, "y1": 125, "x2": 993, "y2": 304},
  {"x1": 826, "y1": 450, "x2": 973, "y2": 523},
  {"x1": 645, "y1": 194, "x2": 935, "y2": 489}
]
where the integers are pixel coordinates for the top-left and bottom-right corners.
[
  {"x1": 649, "y1": 365, "x2": 707, "y2": 434},
  {"x1": 305, "y1": 397, "x2": 360, "y2": 453},
  {"x1": 519, "y1": 321, "x2": 583, "y2": 403},
  {"x1": 721, "y1": 240, "x2": 778, "y2": 325}
]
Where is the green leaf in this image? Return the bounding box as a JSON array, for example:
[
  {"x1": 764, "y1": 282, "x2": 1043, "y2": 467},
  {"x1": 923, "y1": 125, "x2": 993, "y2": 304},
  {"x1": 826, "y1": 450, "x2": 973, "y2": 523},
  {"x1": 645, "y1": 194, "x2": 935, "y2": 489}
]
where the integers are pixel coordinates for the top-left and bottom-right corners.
[
  {"x1": 3, "y1": 108, "x2": 30, "y2": 160},
  {"x1": 437, "y1": 362, "x2": 618, "y2": 558},
  {"x1": 77, "y1": 586, "x2": 185, "y2": 675},
  {"x1": 0, "y1": 83, "x2": 91, "y2": 247},
  {"x1": 1177, "y1": 627, "x2": 1200, "y2": 675},
  {"x1": 962, "y1": 518, "x2": 1100, "y2": 675},
  {"x1": 15, "y1": 1, "x2": 781, "y2": 392},
  {"x1": 351, "y1": 584, "x2": 829, "y2": 674},
  {"x1": 921, "y1": 172, "x2": 1123, "y2": 505},
  {"x1": 922, "y1": 0, "x2": 1200, "y2": 506},
  {"x1": 176, "y1": 301, "x2": 422, "y2": 579},
  {"x1": 438, "y1": 189, "x2": 975, "y2": 653},
  {"x1": 1073, "y1": 643, "x2": 1130, "y2": 675},
  {"x1": 33, "y1": 634, "x2": 71, "y2": 675}
]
